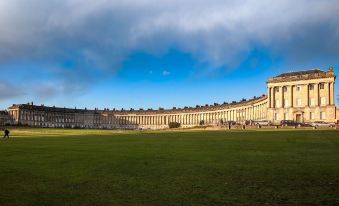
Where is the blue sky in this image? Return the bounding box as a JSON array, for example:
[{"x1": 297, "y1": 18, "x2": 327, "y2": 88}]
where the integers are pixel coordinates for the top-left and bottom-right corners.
[{"x1": 0, "y1": 0, "x2": 339, "y2": 110}]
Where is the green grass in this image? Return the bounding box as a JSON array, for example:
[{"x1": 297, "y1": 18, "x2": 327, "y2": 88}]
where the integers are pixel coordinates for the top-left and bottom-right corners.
[{"x1": 0, "y1": 128, "x2": 339, "y2": 206}]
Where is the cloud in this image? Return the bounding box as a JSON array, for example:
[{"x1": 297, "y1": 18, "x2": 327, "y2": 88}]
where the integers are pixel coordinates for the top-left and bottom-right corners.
[
  {"x1": 162, "y1": 70, "x2": 171, "y2": 76},
  {"x1": 0, "y1": 0, "x2": 338, "y2": 68},
  {"x1": 0, "y1": 65, "x2": 95, "y2": 101},
  {"x1": 0, "y1": 81, "x2": 26, "y2": 100},
  {"x1": 0, "y1": 0, "x2": 338, "y2": 102}
]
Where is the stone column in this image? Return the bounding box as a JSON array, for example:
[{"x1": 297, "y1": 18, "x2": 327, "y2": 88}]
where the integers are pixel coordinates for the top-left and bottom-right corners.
[
  {"x1": 258, "y1": 105, "x2": 261, "y2": 120},
  {"x1": 281, "y1": 87, "x2": 284, "y2": 108},
  {"x1": 331, "y1": 82, "x2": 335, "y2": 105},
  {"x1": 246, "y1": 108, "x2": 249, "y2": 120},
  {"x1": 306, "y1": 84, "x2": 310, "y2": 107},
  {"x1": 290, "y1": 85, "x2": 294, "y2": 108},
  {"x1": 252, "y1": 107, "x2": 255, "y2": 120},
  {"x1": 244, "y1": 108, "x2": 247, "y2": 120},
  {"x1": 327, "y1": 82, "x2": 331, "y2": 106},
  {"x1": 316, "y1": 83, "x2": 320, "y2": 106},
  {"x1": 248, "y1": 107, "x2": 251, "y2": 120},
  {"x1": 272, "y1": 87, "x2": 275, "y2": 108},
  {"x1": 267, "y1": 87, "x2": 272, "y2": 108}
]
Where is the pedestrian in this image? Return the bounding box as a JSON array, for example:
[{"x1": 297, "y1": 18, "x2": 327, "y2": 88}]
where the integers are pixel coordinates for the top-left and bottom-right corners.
[{"x1": 3, "y1": 129, "x2": 10, "y2": 139}]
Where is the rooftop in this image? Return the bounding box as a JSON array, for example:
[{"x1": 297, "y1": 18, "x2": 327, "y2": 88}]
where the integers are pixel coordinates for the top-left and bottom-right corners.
[
  {"x1": 268, "y1": 67, "x2": 335, "y2": 83},
  {"x1": 8, "y1": 95, "x2": 267, "y2": 115},
  {"x1": 275, "y1": 69, "x2": 325, "y2": 78}
]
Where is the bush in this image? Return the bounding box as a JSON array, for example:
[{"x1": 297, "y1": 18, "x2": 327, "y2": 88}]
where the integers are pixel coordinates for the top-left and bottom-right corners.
[{"x1": 168, "y1": 122, "x2": 181, "y2": 129}]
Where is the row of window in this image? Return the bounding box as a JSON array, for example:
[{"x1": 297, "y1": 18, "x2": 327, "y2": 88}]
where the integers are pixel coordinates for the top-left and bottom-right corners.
[
  {"x1": 275, "y1": 97, "x2": 327, "y2": 108},
  {"x1": 274, "y1": 112, "x2": 326, "y2": 121},
  {"x1": 274, "y1": 83, "x2": 326, "y2": 92}
]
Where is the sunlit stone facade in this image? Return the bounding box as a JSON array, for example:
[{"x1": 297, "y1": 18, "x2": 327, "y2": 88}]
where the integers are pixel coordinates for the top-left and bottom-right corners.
[
  {"x1": 7, "y1": 97, "x2": 268, "y2": 129},
  {"x1": 267, "y1": 67, "x2": 336, "y2": 124},
  {"x1": 6, "y1": 68, "x2": 337, "y2": 129}
]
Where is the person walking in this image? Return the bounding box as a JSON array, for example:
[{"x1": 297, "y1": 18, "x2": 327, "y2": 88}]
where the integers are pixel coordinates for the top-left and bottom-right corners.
[{"x1": 3, "y1": 129, "x2": 10, "y2": 139}]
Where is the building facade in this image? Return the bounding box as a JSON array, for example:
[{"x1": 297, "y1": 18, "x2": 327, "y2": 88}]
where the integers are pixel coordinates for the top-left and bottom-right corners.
[
  {"x1": 6, "y1": 68, "x2": 338, "y2": 129},
  {"x1": 0, "y1": 111, "x2": 12, "y2": 126},
  {"x1": 267, "y1": 68, "x2": 336, "y2": 124}
]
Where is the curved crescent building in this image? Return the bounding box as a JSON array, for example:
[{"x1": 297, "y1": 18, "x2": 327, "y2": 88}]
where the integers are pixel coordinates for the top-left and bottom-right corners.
[{"x1": 6, "y1": 67, "x2": 338, "y2": 129}]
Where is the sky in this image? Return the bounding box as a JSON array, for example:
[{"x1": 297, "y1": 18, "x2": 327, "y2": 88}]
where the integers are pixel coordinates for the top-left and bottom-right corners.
[{"x1": 0, "y1": 0, "x2": 339, "y2": 110}]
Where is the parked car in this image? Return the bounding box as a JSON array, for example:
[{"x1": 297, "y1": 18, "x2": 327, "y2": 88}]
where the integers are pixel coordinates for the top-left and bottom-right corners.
[
  {"x1": 225, "y1": 121, "x2": 237, "y2": 125},
  {"x1": 280, "y1": 120, "x2": 304, "y2": 127},
  {"x1": 242, "y1": 120, "x2": 251, "y2": 125},
  {"x1": 310, "y1": 121, "x2": 335, "y2": 128},
  {"x1": 254, "y1": 120, "x2": 272, "y2": 126}
]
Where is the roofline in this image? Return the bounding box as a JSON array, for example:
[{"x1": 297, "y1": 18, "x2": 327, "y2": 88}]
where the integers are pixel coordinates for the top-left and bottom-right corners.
[{"x1": 7, "y1": 95, "x2": 268, "y2": 115}]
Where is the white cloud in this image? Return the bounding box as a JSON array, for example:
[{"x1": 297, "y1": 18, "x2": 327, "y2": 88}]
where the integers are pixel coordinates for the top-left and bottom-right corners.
[{"x1": 0, "y1": 0, "x2": 338, "y2": 69}]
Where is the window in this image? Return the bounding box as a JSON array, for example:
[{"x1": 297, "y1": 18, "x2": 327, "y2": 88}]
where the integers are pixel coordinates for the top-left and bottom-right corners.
[
  {"x1": 275, "y1": 87, "x2": 280, "y2": 92},
  {"x1": 321, "y1": 97, "x2": 326, "y2": 105},
  {"x1": 284, "y1": 113, "x2": 288, "y2": 120},
  {"x1": 320, "y1": 112, "x2": 326, "y2": 120},
  {"x1": 309, "y1": 84, "x2": 314, "y2": 90},
  {"x1": 297, "y1": 98, "x2": 302, "y2": 106},
  {"x1": 275, "y1": 100, "x2": 280, "y2": 108},
  {"x1": 297, "y1": 85, "x2": 301, "y2": 92},
  {"x1": 310, "y1": 98, "x2": 315, "y2": 106},
  {"x1": 284, "y1": 99, "x2": 289, "y2": 107},
  {"x1": 320, "y1": 83, "x2": 324, "y2": 89},
  {"x1": 309, "y1": 112, "x2": 314, "y2": 120},
  {"x1": 275, "y1": 113, "x2": 279, "y2": 120},
  {"x1": 283, "y1": 87, "x2": 287, "y2": 92}
]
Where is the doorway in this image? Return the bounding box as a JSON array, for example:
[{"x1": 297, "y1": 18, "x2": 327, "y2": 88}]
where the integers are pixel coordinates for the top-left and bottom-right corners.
[{"x1": 296, "y1": 114, "x2": 302, "y2": 123}]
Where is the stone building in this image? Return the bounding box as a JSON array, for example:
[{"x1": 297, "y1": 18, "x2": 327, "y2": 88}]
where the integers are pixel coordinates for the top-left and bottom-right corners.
[
  {"x1": 267, "y1": 67, "x2": 336, "y2": 124},
  {"x1": 6, "y1": 68, "x2": 338, "y2": 129},
  {"x1": 0, "y1": 111, "x2": 12, "y2": 126}
]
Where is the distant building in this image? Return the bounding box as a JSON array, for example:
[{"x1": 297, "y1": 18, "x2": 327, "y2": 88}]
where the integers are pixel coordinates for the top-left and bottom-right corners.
[
  {"x1": 0, "y1": 111, "x2": 13, "y2": 126},
  {"x1": 6, "y1": 67, "x2": 338, "y2": 129}
]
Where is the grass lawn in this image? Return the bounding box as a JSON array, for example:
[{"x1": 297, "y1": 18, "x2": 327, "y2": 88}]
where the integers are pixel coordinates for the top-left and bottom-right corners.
[{"x1": 0, "y1": 128, "x2": 338, "y2": 205}]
